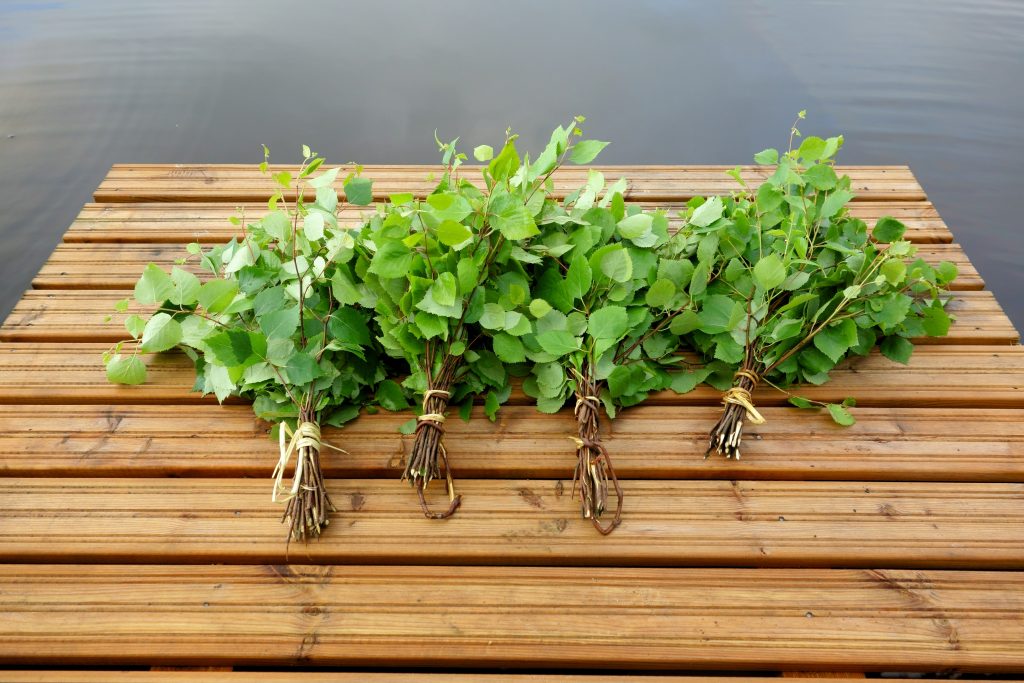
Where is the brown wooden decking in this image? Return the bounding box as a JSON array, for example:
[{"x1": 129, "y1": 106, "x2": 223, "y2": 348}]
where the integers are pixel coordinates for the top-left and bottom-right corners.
[{"x1": 0, "y1": 165, "x2": 1022, "y2": 677}]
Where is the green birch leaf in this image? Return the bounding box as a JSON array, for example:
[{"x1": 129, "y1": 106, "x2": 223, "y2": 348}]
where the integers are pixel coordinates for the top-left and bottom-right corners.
[
  {"x1": 565, "y1": 253, "x2": 592, "y2": 300},
  {"x1": 588, "y1": 306, "x2": 629, "y2": 340},
  {"x1": 473, "y1": 144, "x2": 494, "y2": 162},
  {"x1": 753, "y1": 148, "x2": 778, "y2": 165},
  {"x1": 528, "y1": 298, "x2": 552, "y2": 318},
  {"x1": 535, "y1": 329, "x2": 580, "y2": 357},
  {"x1": 873, "y1": 216, "x2": 907, "y2": 243},
  {"x1": 697, "y1": 295, "x2": 739, "y2": 334},
  {"x1": 124, "y1": 314, "x2": 146, "y2": 339},
  {"x1": 426, "y1": 193, "x2": 473, "y2": 222},
  {"x1": 689, "y1": 196, "x2": 724, "y2": 228},
  {"x1": 820, "y1": 190, "x2": 855, "y2": 219},
  {"x1": 139, "y1": 312, "x2": 182, "y2": 352},
  {"x1": 797, "y1": 136, "x2": 826, "y2": 162},
  {"x1": 169, "y1": 267, "x2": 200, "y2": 306},
  {"x1": 669, "y1": 310, "x2": 700, "y2": 335},
  {"x1": 329, "y1": 307, "x2": 372, "y2": 346},
  {"x1": 617, "y1": 213, "x2": 653, "y2": 239},
  {"x1": 645, "y1": 278, "x2": 675, "y2": 307},
  {"x1": 490, "y1": 195, "x2": 538, "y2": 239},
  {"x1": 804, "y1": 163, "x2": 838, "y2": 190},
  {"x1": 375, "y1": 379, "x2": 410, "y2": 411},
  {"x1": 205, "y1": 330, "x2": 256, "y2": 366},
  {"x1": 881, "y1": 258, "x2": 906, "y2": 285},
  {"x1": 480, "y1": 303, "x2": 507, "y2": 330},
  {"x1": 753, "y1": 253, "x2": 787, "y2": 290},
  {"x1": 488, "y1": 140, "x2": 520, "y2": 181},
  {"x1": 827, "y1": 403, "x2": 856, "y2": 426},
  {"x1": 600, "y1": 248, "x2": 632, "y2": 283},
  {"x1": 198, "y1": 279, "x2": 238, "y2": 313},
  {"x1": 880, "y1": 335, "x2": 914, "y2": 364},
  {"x1": 457, "y1": 257, "x2": 478, "y2": 293},
  {"x1": 570, "y1": 140, "x2": 609, "y2": 164},
  {"x1": 106, "y1": 354, "x2": 146, "y2": 385},
  {"x1": 262, "y1": 211, "x2": 291, "y2": 241},
  {"x1": 368, "y1": 241, "x2": 414, "y2": 278},
  {"x1": 493, "y1": 333, "x2": 526, "y2": 363},
  {"x1": 343, "y1": 176, "x2": 373, "y2": 205},
  {"x1": 430, "y1": 272, "x2": 458, "y2": 307},
  {"x1": 436, "y1": 219, "x2": 473, "y2": 248},
  {"x1": 303, "y1": 212, "x2": 325, "y2": 240},
  {"x1": 756, "y1": 184, "x2": 783, "y2": 213},
  {"x1": 283, "y1": 351, "x2": 322, "y2": 385},
  {"x1": 259, "y1": 305, "x2": 300, "y2": 339},
  {"x1": 134, "y1": 264, "x2": 174, "y2": 305},
  {"x1": 921, "y1": 303, "x2": 951, "y2": 336},
  {"x1": 813, "y1": 319, "x2": 858, "y2": 363}
]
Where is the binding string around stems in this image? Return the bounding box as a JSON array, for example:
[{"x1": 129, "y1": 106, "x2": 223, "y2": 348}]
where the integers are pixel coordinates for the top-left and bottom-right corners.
[
  {"x1": 272, "y1": 419, "x2": 346, "y2": 542},
  {"x1": 706, "y1": 367, "x2": 764, "y2": 460},
  {"x1": 571, "y1": 391, "x2": 623, "y2": 535},
  {"x1": 408, "y1": 388, "x2": 461, "y2": 519}
]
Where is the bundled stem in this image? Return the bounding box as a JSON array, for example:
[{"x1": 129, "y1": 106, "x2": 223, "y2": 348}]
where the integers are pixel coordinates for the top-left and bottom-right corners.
[
  {"x1": 274, "y1": 409, "x2": 337, "y2": 543},
  {"x1": 405, "y1": 355, "x2": 462, "y2": 519},
  {"x1": 706, "y1": 352, "x2": 766, "y2": 460},
  {"x1": 572, "y1": 370, "x2": 622, "y2": 535}
]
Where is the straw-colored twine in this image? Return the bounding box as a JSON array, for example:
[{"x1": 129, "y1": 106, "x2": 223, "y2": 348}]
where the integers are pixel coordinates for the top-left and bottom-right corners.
[
  {"x1": 722, "y1": 369, "x2": 766, "y2": 425},
  {"x1": 272, "y1": 421, "x2": 347, "y2": 503},
  {"x1": 417, "y1": 389, "x2": 451, "y2": 427}
]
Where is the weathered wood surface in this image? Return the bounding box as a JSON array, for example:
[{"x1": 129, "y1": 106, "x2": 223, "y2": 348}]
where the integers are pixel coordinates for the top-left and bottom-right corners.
[
  {"x1": 63, "y1": 200, "x2": 953, "y2": 243},
  {"x1": 29, "y1": 242, "x2": 984, "y2": 290},
  {"x1": 2, "y1": 566, "x2": 1022, "y2": 671},
  {"x1": 0, "y1": 164, "x2": 1021, "y2": 675},
  {"x1": 94, "y1": 164, "x2": 928, "y2": 203},
  {"x1": 2, "y1": 478, "x2": 1022, "y2": 567},
  {"x1": 4, "y1": 289, "x2": 1014, "y2": 344},
  {"x1": 2, "y1": 676, "x2": 897, "y2": 683},
  {"x1": 2, "y1": 343, "x2": 1021, "y2": 408},
  {"x1": 2, "y1": 405, "x2": 1022, "y2": 481}
]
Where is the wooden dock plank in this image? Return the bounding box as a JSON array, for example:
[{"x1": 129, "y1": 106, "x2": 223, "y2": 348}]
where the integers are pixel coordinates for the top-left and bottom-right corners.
[
  {"x1": 3, "y1": 164, "x2": 1023, "y2": 676},
  {"x1": 1, "y1": 565, "x2": 1021, "y2": 671},
  {"x1": 4, "y1": 289, "x2": 1011, "y2": 345},
  {"x1": 0, "y1": 674, "x2": 881, "y2": 683},
  {"x1": 93, "y1": 164, "x2": 928, "y2": 203},
  {"x1": 29, "y1": 242, "x2": 984, "y2": 291},
  {"x1": 2, "y1": 405, "x2": 1021, "y2": 482},
  {"x1": 2, "y1": 478, "x2": 1023, "y2": 568},
  {"x1": 2, "y1": 344, "x2": 1019, "y2": 408},
  {"x1": 61, "y1": 200, "x2": 953, "y2": 244}
]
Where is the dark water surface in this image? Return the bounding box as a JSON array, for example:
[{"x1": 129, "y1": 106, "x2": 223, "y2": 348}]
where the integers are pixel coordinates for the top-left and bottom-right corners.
[{"x1": 1, "y1": 0, "x2": 1022, "y2": 325}]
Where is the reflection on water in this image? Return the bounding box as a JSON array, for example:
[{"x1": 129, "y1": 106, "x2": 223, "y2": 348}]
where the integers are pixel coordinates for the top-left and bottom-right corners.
[{"x1": 1, "y1": 0, "x2": 1022, "y2": 324}]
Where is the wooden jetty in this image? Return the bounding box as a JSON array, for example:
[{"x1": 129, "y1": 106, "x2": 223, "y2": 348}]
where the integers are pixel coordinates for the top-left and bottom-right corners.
[{"x1": 0, "y1": 165, "x2": 1022, "y2": 679}]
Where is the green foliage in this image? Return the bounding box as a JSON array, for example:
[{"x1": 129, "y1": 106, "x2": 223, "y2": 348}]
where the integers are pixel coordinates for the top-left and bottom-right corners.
[
  {"x1": 106, "y1": 148, "x2": 384, "y2": 427},
  {"x1": 104, "y1": 114, "x2": 961, "y2": 531},
  {"x1": 663, "y1": 115, "x2": 956, "y2": 425}
]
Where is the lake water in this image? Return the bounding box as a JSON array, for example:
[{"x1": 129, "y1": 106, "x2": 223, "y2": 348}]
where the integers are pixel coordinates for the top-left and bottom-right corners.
[{"x1": 1, "y1": 0, "x2": 1022, "y2": 326}]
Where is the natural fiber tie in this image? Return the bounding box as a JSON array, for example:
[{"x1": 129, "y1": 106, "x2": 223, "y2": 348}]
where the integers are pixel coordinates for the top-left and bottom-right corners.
[
  {"x1": 417, "y1": 388, "x2": 450, "y2": 429},
  {"x1": 573, "y1": 394, "x2": 600, "y2": 416},
  {"x1": 272, "y1": 421, "x2": 347, "y2": 503},
  {"x1": 722, "y1": 370, "x2": 766, "y2": 425}
]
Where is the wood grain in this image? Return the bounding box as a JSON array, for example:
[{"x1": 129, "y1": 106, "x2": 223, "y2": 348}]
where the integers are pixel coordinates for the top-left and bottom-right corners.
[
  {"x1": 2, "y1": 343, "x2": 1020, "y2": 408},
  {"x1": 93, "y1": 164, "x2": 928, "y2": 203},
  {"x1": 2, "y1": 478, "x2": 1022, "y2": 567},
  {"x1": 1, "y1": 565, "x2": 1021, "y2": 671},
  {"x1": 29, "y1": 241, "x2": 984, "y2": 290},
  {"x1": 1, "y1": 404, "x2": 1022, "y2": 482},
  {"x1": 2, "y1": 674, "x2": 910, "y2": 683},
  {"x1": 3, "y1": 289, "x2": 1012, "y2": 345},
  {"x1": 62, "y1": 200, "x2": 953, "y2": 244},
  {"x1": 2, "y1": 164, "x2": 1021, "y2": 675}
]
